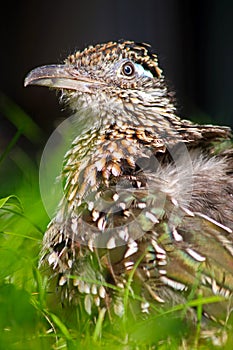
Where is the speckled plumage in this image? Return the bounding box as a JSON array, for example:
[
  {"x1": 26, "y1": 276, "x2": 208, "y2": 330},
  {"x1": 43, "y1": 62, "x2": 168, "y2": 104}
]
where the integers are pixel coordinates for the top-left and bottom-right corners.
[{"x1": 25, "y1": 40, "x2": 233, "y2": 323}]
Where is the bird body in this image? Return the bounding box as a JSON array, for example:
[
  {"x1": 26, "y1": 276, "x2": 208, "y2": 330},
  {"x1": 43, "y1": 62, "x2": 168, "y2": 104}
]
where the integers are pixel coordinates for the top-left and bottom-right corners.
[{"x1": 25, "y1": 41, "x2": 233, "y2": 322}]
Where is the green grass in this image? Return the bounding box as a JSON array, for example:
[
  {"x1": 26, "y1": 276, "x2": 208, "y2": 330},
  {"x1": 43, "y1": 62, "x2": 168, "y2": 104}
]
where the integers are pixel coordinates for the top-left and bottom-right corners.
[{"x1": 0, "y1": 96, "x2": 233, "y2": 349}]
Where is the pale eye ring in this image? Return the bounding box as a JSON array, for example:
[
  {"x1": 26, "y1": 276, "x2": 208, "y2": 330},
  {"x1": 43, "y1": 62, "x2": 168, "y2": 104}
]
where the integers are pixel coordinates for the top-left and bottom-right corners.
[{"x1": 122, "y1": 61, "x2": 135, "y2": 77}]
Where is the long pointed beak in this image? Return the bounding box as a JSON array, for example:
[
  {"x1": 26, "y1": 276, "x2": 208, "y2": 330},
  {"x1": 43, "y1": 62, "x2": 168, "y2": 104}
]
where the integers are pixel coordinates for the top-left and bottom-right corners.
[{"x1": 24, "y1": 64, "x2": 105, "y2": 92}]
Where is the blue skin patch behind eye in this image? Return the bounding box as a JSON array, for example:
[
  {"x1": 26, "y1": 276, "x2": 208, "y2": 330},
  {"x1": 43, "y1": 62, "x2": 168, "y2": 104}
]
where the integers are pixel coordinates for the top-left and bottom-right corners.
[{"x1": 134, "y1": 63, "x2": 153, "y2": 78}]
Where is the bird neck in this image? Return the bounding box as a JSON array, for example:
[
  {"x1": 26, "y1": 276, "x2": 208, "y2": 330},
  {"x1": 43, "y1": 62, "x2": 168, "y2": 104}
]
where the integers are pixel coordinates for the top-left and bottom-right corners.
[{"x1": 61, "y1": 120, "x2": 166, "y2": 206}]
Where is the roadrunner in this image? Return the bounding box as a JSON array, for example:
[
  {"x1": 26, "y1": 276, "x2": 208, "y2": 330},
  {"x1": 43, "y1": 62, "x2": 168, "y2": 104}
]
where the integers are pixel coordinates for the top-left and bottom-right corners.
[{"x1": 25, "y1": 40, "x2": 233, "y2": 322}]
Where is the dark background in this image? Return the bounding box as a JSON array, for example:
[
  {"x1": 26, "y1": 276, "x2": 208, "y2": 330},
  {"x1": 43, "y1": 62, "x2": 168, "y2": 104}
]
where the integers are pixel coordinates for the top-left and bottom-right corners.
[{"x1": 1, "y1": 0, "x2": 233, "y2": 152}]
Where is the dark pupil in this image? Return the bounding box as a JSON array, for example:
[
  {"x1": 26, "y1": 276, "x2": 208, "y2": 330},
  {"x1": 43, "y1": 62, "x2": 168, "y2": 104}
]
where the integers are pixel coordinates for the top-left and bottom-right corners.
[{"x1": 123, "y1": 63, "x2": 134, "y2": 76}]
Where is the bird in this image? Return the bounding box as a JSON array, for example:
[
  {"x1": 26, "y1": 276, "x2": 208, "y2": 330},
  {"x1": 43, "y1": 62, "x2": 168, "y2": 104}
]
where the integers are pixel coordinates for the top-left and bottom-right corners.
[{"x1": 25, "y1": 40, "x2": 233, "y2": 323}]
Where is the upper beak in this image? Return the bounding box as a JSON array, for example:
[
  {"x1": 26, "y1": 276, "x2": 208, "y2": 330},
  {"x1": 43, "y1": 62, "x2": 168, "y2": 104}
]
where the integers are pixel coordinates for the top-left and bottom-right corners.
[{"x1": 24, "y1": 64, "x2": 105, "y2": 92}]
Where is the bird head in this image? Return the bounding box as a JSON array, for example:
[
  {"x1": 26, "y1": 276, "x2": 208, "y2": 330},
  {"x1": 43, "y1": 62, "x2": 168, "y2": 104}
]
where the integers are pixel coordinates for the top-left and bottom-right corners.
[{"x1": 25, "y1": 40, "x2": 176, "y2": 129}]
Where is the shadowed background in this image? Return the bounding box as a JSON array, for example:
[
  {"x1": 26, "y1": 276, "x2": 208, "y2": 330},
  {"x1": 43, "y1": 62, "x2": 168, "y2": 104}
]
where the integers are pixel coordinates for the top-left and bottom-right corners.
[{"x1": 0, "y1": 0, "x2": 233, "y2": 151}]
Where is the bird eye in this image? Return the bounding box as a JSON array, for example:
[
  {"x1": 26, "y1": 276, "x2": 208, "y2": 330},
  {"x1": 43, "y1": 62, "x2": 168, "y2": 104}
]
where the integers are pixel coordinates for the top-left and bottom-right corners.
[{"x1": 122, "y1": 61, "x2": 135, "y2": 77}]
